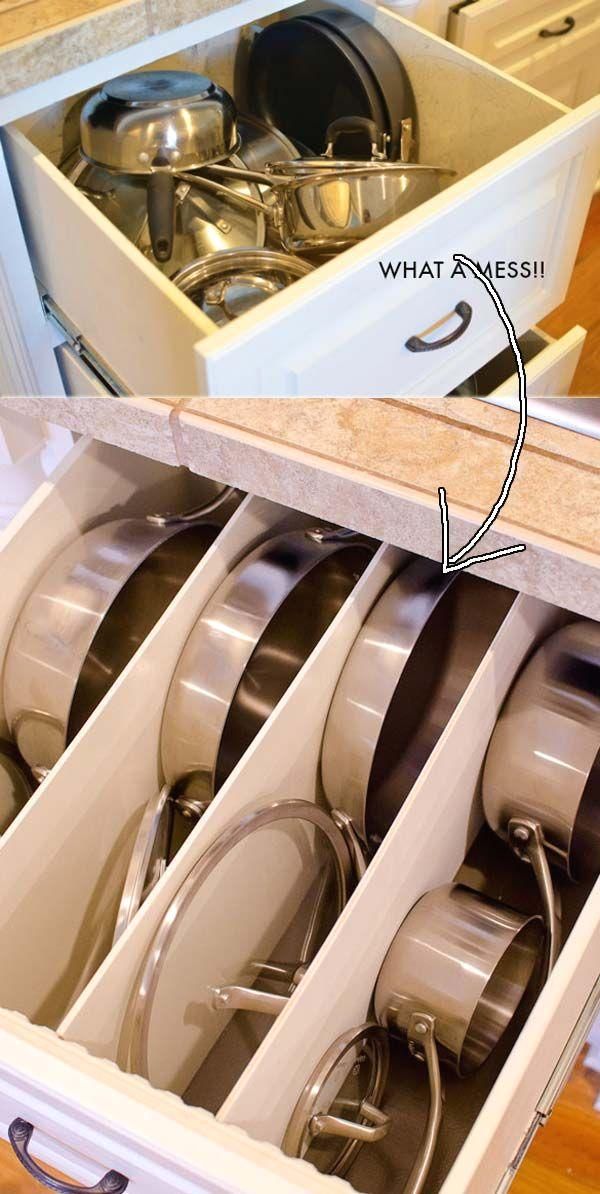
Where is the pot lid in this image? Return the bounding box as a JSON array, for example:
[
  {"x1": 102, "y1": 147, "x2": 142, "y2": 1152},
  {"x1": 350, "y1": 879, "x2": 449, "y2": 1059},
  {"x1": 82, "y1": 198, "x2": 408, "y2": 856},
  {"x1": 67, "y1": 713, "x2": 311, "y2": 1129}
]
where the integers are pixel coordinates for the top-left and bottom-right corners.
[
  {"x1": 103, "y1": 71, "x2": 215, "y2": 107},
  {"x1": 121, "y1": 799, "x2": 354, "y2": 1084},
  {"x1": 283, "y1": 1023, "x2": 390, "y2": 1176}
]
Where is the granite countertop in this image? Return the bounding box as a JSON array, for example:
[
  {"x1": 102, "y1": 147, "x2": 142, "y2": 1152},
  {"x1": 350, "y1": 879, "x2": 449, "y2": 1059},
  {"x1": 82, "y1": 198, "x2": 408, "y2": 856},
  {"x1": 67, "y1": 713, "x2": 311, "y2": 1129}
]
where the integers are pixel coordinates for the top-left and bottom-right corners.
[
  {"x1": 0, "y1": 0, "x2": 238, "y2": 99},
  {"x1": 2, "y1": 393, "x2": 599, "y2": 619}
]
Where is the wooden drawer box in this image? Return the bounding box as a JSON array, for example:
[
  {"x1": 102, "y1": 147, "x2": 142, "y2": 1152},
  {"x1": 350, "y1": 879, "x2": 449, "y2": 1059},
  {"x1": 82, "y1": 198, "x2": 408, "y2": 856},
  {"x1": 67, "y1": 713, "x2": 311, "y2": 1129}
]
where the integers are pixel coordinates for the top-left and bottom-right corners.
[
  {"x1": 0, "y1": 433, "x2": 598, "y2": 1194},
  {"x1": 1, "y1": 0, "x2": 599, "y2": 397}
]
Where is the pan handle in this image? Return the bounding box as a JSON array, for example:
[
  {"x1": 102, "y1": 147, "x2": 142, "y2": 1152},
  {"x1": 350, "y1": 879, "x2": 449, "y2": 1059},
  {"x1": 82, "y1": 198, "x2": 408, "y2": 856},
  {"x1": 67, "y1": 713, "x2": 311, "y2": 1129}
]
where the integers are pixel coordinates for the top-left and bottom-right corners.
[
  {"x1": 304, "y1": 527, "x2": 361, "y2": 544},
  {"x1": 175, "y1": 169, "x2": 275, "y2": 213},
  {"x1": 403, "y1": 1013, "x2": 444, "y2": 1194},
  {"x1": 325, "y1": 117, "x2": 387, "y2": 161},
  {"x1": 146, "y1": 484, "x2": 237, "y2": 527},
  {"x1": 508, "y1": 818, "x2": 561, "y2": 984}
]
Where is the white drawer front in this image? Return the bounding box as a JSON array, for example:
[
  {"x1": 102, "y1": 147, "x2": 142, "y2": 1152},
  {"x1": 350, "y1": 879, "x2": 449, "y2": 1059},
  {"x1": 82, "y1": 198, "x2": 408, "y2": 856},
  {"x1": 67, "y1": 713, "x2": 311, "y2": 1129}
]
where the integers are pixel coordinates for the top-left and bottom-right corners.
[
  {"x1": 0, "y1": 421, "x2": 599, "y2": 1194},
  {"x1": 490, "y1": 324, "x2": 586, "y2": 397},
  {"x1": 448, "y1": 0, "x2": 600, "y2": 73},
  {"x1": 3, "y1": 1, "x2": 600, "y2": 397}
]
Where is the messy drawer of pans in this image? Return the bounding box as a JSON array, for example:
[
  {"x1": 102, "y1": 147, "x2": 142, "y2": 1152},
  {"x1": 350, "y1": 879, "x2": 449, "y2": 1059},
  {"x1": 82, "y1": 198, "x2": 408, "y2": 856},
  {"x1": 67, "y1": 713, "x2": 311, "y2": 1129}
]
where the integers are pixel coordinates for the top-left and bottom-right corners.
[{"x1": 3, "y1": 0, "x2": 597, "y2": 397}]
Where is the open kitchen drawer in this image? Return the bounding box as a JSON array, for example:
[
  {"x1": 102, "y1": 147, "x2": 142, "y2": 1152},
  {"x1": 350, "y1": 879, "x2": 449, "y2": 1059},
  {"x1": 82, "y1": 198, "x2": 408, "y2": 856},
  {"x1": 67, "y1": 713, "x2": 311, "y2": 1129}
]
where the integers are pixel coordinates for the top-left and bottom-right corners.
[
  {"x1": 0, "y1": 433, "x2": 599, "y2": 1194},
  {"x1": 2, "y1": 0, "x2": 600, "y2": 397},
  {"x1": 447, "y1": 0, "x2": 600, "y2": 108}
]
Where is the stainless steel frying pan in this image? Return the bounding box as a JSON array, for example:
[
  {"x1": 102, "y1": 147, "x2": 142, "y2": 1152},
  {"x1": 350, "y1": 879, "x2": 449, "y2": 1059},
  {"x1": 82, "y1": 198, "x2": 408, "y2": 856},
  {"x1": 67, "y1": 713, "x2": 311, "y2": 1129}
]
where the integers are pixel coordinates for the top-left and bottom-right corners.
[
  {"x1": 112, "y1": 525, "x2": 373, "y2": 944},
  {"x1": 4, "y1": 486, "x2": 238, "y2": 775},
  {"x1": 160, "y1": 526, "x2": 374, "y2": 804}
]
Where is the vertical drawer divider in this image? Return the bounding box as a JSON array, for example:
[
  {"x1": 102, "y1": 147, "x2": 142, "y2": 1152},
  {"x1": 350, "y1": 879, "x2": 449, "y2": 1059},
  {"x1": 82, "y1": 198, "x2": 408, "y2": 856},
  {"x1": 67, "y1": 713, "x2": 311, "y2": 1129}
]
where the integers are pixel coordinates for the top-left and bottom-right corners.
[
  {"x1": 0, "y1": 486, "x2": 304, "y2": 1031},
  {"x1": 216, "y1": 595, "x2": 561, "y2": 1154},
  {"x1": 57, "y1": 545, "x2": 406, "y2": 1091}
]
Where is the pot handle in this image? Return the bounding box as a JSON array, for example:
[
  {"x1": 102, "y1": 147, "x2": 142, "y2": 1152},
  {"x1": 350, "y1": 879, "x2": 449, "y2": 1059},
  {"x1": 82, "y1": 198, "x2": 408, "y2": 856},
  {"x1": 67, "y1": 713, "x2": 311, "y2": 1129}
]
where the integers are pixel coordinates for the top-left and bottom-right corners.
[
  {"x1": 403, "y1": 1013, "x2": 444, "y2": 1194},
  {"x1": 146, "y1": 484, "x2": 238, "y2": 527},
  {"x1": 8, "y1": 1119, "x2": 128, "y2": 1193},
  {"x1": 147, "y1": 172, "x2": 175, "y2": 263},
  {"x1": 325, "y1": 117, "x2": 387, "y2": 160},
  {"x1": 175, "y1": 169, "x2": 274, "y2": 212},
  {"x1": 204, "y1": 273, "x2": 282, "y2": 320},
  {"x1": 508, "y1": 818, "x2": 561, "y2": 984}
]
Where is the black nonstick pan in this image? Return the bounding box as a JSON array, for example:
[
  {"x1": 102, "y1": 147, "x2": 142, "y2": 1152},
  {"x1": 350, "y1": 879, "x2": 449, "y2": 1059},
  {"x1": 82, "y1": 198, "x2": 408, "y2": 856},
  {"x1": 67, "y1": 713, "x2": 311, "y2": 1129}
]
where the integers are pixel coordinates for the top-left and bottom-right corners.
[
  {"x1": 245, "y1": 16, "x2": 389, "y2": 157},
  {"x1": 307, "y1": 9, "x2": 417, "y2": 160}
]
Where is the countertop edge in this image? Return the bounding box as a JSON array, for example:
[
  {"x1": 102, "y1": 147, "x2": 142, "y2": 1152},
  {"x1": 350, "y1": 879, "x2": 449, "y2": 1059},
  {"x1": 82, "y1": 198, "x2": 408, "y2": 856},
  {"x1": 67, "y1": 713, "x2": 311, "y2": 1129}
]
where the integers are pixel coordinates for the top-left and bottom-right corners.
[{"x1": 1, "y1": 393, "x2": 598, "y2": 620}]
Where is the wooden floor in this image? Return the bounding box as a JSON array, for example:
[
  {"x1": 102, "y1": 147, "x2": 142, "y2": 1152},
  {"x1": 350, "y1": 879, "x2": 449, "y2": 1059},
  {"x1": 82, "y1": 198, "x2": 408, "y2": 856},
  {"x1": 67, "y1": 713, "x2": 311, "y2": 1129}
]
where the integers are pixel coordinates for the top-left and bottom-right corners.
[{"x1": 540, "y1": 193, "x2": 600, "y2": 395}]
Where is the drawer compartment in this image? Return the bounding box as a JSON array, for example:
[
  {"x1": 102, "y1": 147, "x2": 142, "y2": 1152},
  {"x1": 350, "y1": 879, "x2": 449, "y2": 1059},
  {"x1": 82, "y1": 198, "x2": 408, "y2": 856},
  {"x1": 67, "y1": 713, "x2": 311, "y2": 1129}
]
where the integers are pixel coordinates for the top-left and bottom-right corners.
[
  {"x1": 3, "y1": 0, "x2": 600, "y2": 397},
  {"x1": 0, "y1": 431, "x2": 599, "y2": 1194}
]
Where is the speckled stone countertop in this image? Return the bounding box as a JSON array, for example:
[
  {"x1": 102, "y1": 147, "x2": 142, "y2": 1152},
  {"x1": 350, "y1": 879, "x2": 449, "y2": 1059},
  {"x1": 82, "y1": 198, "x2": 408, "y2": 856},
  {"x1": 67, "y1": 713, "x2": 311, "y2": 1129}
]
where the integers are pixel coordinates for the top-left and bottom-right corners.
[
  {"x1": 0, "y1": 0, "x2": 240, "y2": 98},
  {"x1": 2, "y1": 394, "x2": 599, "y2": 618}
]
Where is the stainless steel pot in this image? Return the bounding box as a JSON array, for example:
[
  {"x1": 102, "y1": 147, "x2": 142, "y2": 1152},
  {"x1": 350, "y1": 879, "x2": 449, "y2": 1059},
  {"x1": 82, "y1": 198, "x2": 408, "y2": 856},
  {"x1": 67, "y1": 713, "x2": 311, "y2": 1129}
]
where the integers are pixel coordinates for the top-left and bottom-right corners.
[
  {"x1": 284, "y1": 885, "x2": 543, "y2": 1190},
  {"x1": 321, "y1": 558, "x2": 457, "y2": 850},
  {"x1": 181, "y1": 116, "x2": 453, "y2": 255},
  {"x1": 4, "y1": 486, "x2": 238, "y2": 775},
  {"x1": 0, "y1": 747, "x2": 32, "y2": 834},
  {"x1": 119, "y1": 799, "x2": 356, "y2": 1081},
  {"x1": 160, "y1": 526, "x2": 374, "y2": 804},
  {"x1": 80, "y1": 71, "x2": 239, "y2": 261},
  {"x1": 171, "y1": 249, "x2": 313, "y2": 324},
  {"x1": 482, "y1": 619, "x2": 600, "y2": 980}
]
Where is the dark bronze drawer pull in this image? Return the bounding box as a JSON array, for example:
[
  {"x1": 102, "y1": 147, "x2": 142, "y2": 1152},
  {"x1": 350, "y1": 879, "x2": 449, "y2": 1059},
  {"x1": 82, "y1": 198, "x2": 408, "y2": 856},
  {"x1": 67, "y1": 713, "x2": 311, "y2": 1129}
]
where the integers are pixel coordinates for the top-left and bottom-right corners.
[
  {"x1": 8, "y1": 1120, "x2": 129, "y2": 1194},
  {"x1": 539, "y1": 16, "x2": 575, "y2": 36},
  {"x1": 405, "y1": 301, "x2": 473, "y2": 353}
]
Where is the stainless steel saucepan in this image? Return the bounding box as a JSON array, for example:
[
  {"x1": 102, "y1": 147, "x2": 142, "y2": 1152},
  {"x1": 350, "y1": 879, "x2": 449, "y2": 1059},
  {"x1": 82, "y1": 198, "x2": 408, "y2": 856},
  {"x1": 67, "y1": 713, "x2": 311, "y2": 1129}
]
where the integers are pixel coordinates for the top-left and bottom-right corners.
[
  {"x1": 177, "y1": 117, "x2": 453, "y2": 256},
  {"x1": 483, "y1": 619, "x2": 600, "y2": 981},
  {"x1": 4, "y1": 485, "x2": 238, "y2": 777},
  {"x1": 80, "y1": 71, "x2": 239, "y2": 261},
  {"x1": 112, "y1": 525, "x2": 373, "y2": 944},
  {"x1": 284, "y1": 884, "x2": 543, "y2": 1190},
  {"x1": 119, "y1": 799, "x2": 357, "y2": 1086}
]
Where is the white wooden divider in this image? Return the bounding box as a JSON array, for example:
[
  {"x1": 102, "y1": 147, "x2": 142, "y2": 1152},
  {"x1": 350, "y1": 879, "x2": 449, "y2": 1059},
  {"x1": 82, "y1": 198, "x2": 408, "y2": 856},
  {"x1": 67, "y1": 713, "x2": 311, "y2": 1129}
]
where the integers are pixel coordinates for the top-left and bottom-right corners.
[
  {"x1": 0, "y1": 464, "x2": 305, "y2": 1028},
  {"x1": 217, "y1": 595, "x2": 562, "y2": 1150},
  {"x1": 59, "y1": 545, "x2": 406, "y2": 1081}
]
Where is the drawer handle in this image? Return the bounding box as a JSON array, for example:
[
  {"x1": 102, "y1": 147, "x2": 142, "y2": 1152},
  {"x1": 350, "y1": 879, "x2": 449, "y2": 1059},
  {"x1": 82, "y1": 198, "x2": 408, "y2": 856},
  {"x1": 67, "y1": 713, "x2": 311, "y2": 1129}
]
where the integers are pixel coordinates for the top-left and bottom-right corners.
[
  {"x1": 539, "y1": 16, "x2": 575, "y2": 36},
  {"x1": 405, "y1": 301, "x2": 473, "y2": 352},
  {"x1": 8, "y1": 1120, "x2": 129, "y2": 1194}
]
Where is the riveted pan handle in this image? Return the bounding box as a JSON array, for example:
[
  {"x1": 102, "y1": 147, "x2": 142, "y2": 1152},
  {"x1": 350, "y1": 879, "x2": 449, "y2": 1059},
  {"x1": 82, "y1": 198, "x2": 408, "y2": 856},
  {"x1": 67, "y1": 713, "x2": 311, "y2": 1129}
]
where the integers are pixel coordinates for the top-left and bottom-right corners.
[
  {"x1": 508, "y1": 818, "x2": 561, "y2": 984},
  {"x1": 8, "y1": 1120, "x2": 128, "y2": 1194},
  {"x1": 146, "y1": 484, "x2": 237, "y2": 527},
  {"x1": 404, "y1": 1014, "x2": 444, "y2": 1194},
  {"x1": 405, "y1": 302, "x2": 473, "y2": 353}
]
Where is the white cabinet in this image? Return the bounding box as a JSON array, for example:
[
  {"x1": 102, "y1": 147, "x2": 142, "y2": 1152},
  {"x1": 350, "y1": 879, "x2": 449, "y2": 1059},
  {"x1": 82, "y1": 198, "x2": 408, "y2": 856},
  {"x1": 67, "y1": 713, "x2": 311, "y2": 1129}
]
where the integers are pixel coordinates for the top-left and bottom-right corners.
[
  {"x1": 0, "y1": 433, "x2": 599, "y2": 1194},
  {"x1": 446, "y1": 0, "x2": 600, "y2": 107},
  {"x1": 0, "y1": 0, "x2": 599, "y2": 397}
]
